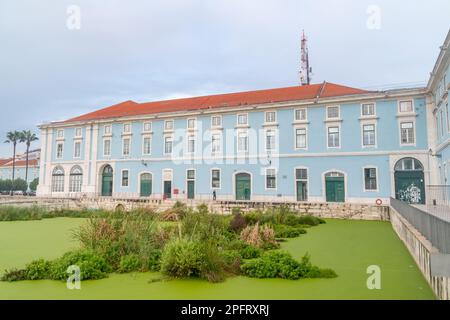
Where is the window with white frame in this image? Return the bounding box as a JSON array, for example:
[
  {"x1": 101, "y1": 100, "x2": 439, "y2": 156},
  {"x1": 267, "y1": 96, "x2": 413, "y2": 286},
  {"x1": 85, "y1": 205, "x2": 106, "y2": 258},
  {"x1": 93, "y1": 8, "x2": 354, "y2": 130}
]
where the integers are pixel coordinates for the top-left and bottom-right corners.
[
  {"x1": 266, "y1": 168, "x2": 276, "y2": 189},
  {"x1": 361, "y1": 103, "x2": 375, "y2": 116},
  {"x1": 295, "y1": 128, "x2": 307, "y2": 149},
  {"x1": 103, "y1": 139, "x2": 111, "y2": 156},
  {"x1": 143, "y1": 137, "x2": 151, "y2": 155},
  {"x1": 164, "y1": 136, "x2": 173, "y2": 154},
  {"x1": 187, "y1": 118, "x2": 196, "y2": 129},
  {"x1": 237, "y1": 114, "x2": 248, "y2": 126},
  {"x1": 51, "y1": 166, "x2": 65, "y2": 193},
  {"x1": 400, "y1": 122, "x2": 415, "y2": 144},
  {"x1": 446, "y1": 103, "x2": 450, "y2": 132},
  {"x1": 122, "y1": 138, "x2": 130, "y2": 156},
  {"x1": 211, "y1": 115, "x2": 222, "y2": 127},
  {"x1": 211, "y1": 133, "x2": 221, "y2": 154},
  {"x1": 75, "y1": 128, "x2": 82, "y2": 137},
  {"x1": 211, "y1": 169, "x2": 220, "y2": 188},
  {"x1": 265, "y1": 129, "x2": 276, "y2": 150},
  {"x1": 143, "y1": 122, "x2": 152, "y2": 132},
  {"x1": 121, "y1": 170, "x2": 129, "y2": 187},
  {"x1": 69, "y1": 166, "x2": 83, "y2": 193},
  {"x1": 295, "y1": 108, "x2": 307, "y2": 121},
  {"x1": 57, "y1": 129, "x2": 64, "y2": 138},
  {"x1": 187, "y1": 135, "x2": 195, "y2": 153},
  {"x1": 123, "y1": 123, "x2": 131, "y2": 133},
  {"x1": 327, "y1": 106, "x2": 340, "y2": 119},
  {"x1": 327, "y1": 126, "x2": 340, "y2": 148},
  {"x1": 74, "y1": 141, "x2": 81, "y2": 158},
  {"x1": 295, "y1": 168, "x2": 308, "y2": 201},
  {"x1": 237, "y1": 131, "x2": 248, "y2": 152},
  {"x1": 364, "y1": 168, "x2": 377, "y2": 191},
  {"x1": 56, "y1": 142, "x2": 64, "y2": 159},
  {"x1": 164, "y1": 120, "x2": 174, "y2": 131},
  {"x1": 104, "y1": 125, "x2": 111, "y2": 135},
  {"x1": 440, "y1": 109, "x2": 445, "y2": 137},
  {"x1": 265, "y1": 111, "x2": 276, "y2": 123},
  {"x1": 399, "y1": 100, "x2": 413, "y2": 113},
  {"x1": 362, "y1": 124, "x2": 376, "y2": 146}
]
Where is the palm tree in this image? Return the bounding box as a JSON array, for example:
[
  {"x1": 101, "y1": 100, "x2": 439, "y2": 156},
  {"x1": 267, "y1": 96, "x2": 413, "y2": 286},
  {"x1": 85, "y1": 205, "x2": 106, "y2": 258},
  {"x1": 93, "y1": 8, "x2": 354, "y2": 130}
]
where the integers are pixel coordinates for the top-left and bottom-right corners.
[
  {"x1": 22, "y1": 130, "x2": 39, "y2": 189},
  {"x1": 4, "y1": 131, "x2": 25, "y2": 195}
]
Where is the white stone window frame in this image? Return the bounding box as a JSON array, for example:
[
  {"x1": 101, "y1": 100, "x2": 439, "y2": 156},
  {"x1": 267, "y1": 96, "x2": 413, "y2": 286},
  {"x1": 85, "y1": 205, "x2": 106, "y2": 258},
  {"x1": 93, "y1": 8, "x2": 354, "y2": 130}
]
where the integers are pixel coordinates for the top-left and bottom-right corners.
[
  {"x1": 122, "y1": 137, "x2": 131, "y2": 157},
  {"x1": 211, "y1": 131, "x2": 222, "y2": 156},
  {"x1": 398, "y1": 99, "x2": 414, "y2": 114},
  {"x1": 103, "y1": 138, "x2": 112, "y2": 157},
  {"x1": 186, "y1": 134, "x2": 196, "y2": 155},
  {"x1": 326, "y1": 124, "x2": 341, "y2": 149},
  {"x1": 73, "y1": 140, "x2": 82, "y2": 159},
  {"x1": 264, "y1": 110, "x2": 277, "y2": 124},
  {"x1": 142, "y1": 135, "x2": 152, "y2": 156},
  {"x1": 163, "y1": 135, "x2": 173, "y2": 155},
  {"x1": 187, "y1": 118, "x2": 197, "y2": 130},
  {"x1": 236, "y1": 113, "x2": 249, "y2": 127},
  {"x1": 265, "y1": 167, "x2": 277, "y2": 190},
  {"x1": 164, "y1": 120, "x2": 174, "y2": 131},
  {"x1": 326, "y1": 105, "x2": 340, "y2": 120},
  {"x1": 121, "y1": 169, "x2": 130, "y2": 188},
  {"x1": 123, "y1": 123, "x2": 132, "y2": 134},
  {"x1": 399, "y1": 119, "x2": 416, "y2": 147},
  {"x1": 294, "y1": 108, "x2": 308, "y2": 122},
  {"x1": 361, "y1": 120, "x2": 377, "y2": 148},
  {"x1": 56, "y1": 142, "x2": 64, "y2": 159},
  {"x1": 143, "y1": 121, "x2": 152, "y2": 133},
  {"x1": 264, "y1": 128, "x2": 277, "y2": 152},
  {"x1": 294, "y1": 125, "x2": 308, "y2": 150},
  {"x1": 236, "y1": 129, "x2": 249, "y2": 153},
  {"x1": 211, "y1": 115, "x2": 222, "y2": 128},
  {"x1": 362, "y1": 166, "x2": 379, "y2": 192},
  {"x1": 74, "y1": 127, "x2": 83, "y2": 138},
  {"x1": 361, "y1": 102, "x2": 376, "y2": 117},
  {"x1": 211, "y1": 168, "x2": 221, "y2": 190}
]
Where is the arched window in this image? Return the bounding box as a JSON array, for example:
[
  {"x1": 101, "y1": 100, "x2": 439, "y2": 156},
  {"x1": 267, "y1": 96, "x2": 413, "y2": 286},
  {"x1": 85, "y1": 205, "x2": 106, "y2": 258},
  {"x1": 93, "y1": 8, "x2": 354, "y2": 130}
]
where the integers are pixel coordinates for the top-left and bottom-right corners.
[
  {"x1": 69, "y1": 166, "x2": 83, "y2": 193},
  {"x1": 394, "y1": 158, "x2": 424, "y2": 171},
  {"x1": 325, "y1": 171, "x2": 344, "y2": 178},
  {"x1": 51, "y1": 166, "x2": 65, "y2": 193}
]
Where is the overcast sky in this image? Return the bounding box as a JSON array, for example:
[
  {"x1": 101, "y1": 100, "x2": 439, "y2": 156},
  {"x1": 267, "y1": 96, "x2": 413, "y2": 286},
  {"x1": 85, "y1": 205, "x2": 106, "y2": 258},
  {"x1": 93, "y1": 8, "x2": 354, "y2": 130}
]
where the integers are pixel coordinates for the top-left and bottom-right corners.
[{"x1": 0, "y1": 0, "x2": 449, "y2": 156}]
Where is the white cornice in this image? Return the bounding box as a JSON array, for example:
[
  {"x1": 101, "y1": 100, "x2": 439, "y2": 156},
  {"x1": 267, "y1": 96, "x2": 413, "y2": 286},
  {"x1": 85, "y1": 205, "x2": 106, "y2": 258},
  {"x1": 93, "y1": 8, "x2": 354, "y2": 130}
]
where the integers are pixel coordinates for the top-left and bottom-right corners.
[{"x1": 427, "y1": 29, "x2": 450, "y2": 90}]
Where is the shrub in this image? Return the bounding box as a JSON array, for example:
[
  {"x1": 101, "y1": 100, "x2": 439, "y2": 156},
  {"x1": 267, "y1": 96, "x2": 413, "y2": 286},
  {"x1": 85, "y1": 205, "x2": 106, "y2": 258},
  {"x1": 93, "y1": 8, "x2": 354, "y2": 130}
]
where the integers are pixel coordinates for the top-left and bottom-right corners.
[
  {"x1": 240, "y1": 223, "x2": 278, "y2": 248},
  {"x1": 0, "y1": 206, "x2": 44, "y2": 221},
  {"x1": 229, "y1": 212, "x2": 247, "y2": 233},
  {"x1": 196, "y1": 203, "x2": 209, "y2": 215},
  {"x1": 160, "y1": 238, "x2": 205, "y2": 278},
  {"x1": 273, "y1": 225, "x2": 307, "y2": 238},
  {"x1": 220, "y1": 250, "x2": 241, "y2": 275},
  {"x1": 231, "y1": 207, "x2": 241, "y2": 215},
  {"x1": 119, "y1": 254, "x2": 141, "y2": 273},
  {"x1": 25, "y1": 259, "x2": 51, "y2": 280},
  {"x1": 238, "y1": 245, "x2": 262, "y2": 259},
  {"x1": 296, "y1": 215, "x2": 326, "y2": 226},
  {"x1": 243, "y1": 210, "x2": 263, "y2": 225},
  {"x1": 29, "y1": 178, "x2": 39, "y2": 192},
  {"x1": 0, "y1": 269, "x2": 27, "y2": 281},
  {"x1": 50, "y1": 250, "x2": 111, "y2": 281},
  {"x1": 146, "y1": 249, "x2": 162, "y2": 271}
]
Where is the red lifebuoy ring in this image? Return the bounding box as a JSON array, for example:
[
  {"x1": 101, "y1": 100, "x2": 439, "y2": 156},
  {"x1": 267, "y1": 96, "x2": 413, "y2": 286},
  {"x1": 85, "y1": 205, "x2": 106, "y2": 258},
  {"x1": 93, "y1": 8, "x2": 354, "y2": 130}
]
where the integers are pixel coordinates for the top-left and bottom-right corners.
[{"x1": 375, "y1": 199, "x2": 383, "y2": 205}]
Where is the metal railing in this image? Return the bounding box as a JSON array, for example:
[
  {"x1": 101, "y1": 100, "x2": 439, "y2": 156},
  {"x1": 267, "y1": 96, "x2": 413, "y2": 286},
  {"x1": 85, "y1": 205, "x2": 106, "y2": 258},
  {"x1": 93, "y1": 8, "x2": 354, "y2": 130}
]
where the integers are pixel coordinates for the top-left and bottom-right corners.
[
  {"x1": 426, "y1": 185, "x2": 450, "y2": 221},
  {"x1": 390, "y1": 197, "x2": 450, "y2": 254}
]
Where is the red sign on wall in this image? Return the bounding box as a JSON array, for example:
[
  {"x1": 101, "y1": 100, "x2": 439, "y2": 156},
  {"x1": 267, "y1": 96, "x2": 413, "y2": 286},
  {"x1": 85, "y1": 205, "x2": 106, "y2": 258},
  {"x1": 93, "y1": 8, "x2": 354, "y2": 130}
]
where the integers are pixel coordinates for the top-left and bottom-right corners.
[{"x1": 173, "y1": 188, "x2": 179, "y2": 195}]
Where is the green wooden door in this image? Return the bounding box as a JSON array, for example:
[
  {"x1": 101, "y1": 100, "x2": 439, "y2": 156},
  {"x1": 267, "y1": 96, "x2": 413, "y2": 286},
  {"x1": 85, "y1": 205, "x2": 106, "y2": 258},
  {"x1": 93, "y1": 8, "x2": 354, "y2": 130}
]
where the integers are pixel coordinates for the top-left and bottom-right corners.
[
  {"x1": 296, "y1": 181, "x2": 307, "y2": 201},
  {"x1": 140, "y1": 174, "x2": 152, "y2": 197},
  {"x1": 325, "y1": 177, "x2": 345, "y2": 202},
  {"x1": 395, "y1": 171, "x2": 425, "y2": 204},
  {"x1": 164, "y1": 181, "x2": 172, "y2": 199},
  {"x1": 101, "y1": 171, "x2": 113, "y2": 196},
  {"x1": 187, "y1": 181, "x2": 195, "y2": 199},
  {"x1": 236, "y1": 173, "x2": 251, "y2": 200}
]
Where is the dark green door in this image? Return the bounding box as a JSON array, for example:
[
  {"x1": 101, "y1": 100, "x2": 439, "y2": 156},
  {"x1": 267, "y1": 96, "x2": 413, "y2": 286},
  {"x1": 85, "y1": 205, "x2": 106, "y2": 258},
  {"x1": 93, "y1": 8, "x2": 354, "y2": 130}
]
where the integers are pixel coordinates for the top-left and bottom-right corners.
[
  {"x1": 296, "y1": 181, "x2": 307, "y2": 201},
  {"x1": 164, "y1": 181, "x2": 172, "y2": 199},
  {"x1": 395, "y1": 171, "x2": 425, "y2": 204},
  {"x1": 140, "y1": 173, "x2": 152, "y2": 197},
  {"x1": 236, "y1": 173, "x2": 251, "y2": 200},
  {"x1": 187, "y1": 181, "x2": 195, "y2": 199},
  {"x1": 325, "y1": 177, "x2": 345, "y2": 202},
  {"x1": 101, "y1": 166, "x2": 113, "y2": 197}
]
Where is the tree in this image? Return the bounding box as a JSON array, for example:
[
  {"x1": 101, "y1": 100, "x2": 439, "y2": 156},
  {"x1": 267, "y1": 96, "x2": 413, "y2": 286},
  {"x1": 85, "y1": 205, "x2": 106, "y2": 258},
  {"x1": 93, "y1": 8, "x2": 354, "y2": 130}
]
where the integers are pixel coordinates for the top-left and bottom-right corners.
[
  {"x1": 4, "y1": 131, "x2": 24, "y2": 195},
  {"x1": 29, "y1": 178, "x2": 39, "y2": 192},
  {"x1": 21, "y1": 130, "x2": 38, "y2": 188},
  {"x1": 13, "y1": 178, "x2": 27, "y2": 193}
]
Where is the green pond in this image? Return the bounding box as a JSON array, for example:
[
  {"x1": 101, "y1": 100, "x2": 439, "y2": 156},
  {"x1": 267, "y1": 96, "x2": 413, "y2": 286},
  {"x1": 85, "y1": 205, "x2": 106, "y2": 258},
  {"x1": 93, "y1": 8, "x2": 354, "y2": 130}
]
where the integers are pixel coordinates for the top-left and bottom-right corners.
[{"x1": 0, "y1": 217, "x2": 435, "y2": 300}]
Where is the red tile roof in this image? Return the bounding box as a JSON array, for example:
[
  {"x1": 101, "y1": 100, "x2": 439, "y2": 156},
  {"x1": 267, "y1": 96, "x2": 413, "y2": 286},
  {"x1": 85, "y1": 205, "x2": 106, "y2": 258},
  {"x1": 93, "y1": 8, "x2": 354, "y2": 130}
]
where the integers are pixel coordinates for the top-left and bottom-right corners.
[
  {"x1": 0, "y1": 159, "x2": 38, "y2": 168},
  {"x1": 65, "y1": 82, "x2": 372, "y2": 123}
]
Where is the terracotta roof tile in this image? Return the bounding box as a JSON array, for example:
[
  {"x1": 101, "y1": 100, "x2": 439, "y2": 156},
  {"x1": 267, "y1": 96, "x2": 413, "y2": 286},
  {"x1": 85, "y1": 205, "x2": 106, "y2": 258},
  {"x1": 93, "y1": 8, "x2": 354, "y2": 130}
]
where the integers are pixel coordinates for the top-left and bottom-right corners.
[{"x1": 64, "y1": 82, "x2": 372, "y2": 123}]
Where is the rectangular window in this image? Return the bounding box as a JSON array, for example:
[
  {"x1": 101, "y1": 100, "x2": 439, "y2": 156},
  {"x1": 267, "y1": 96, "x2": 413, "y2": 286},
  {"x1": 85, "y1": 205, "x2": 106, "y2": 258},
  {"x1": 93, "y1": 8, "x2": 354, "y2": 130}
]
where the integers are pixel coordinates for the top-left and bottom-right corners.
[
  {"x1": 104, "y1": 125, "x2": 111, "y2": 135},
  {"x1": 56, "y1": 143, "x2": 63, "y2": 159},
  {"x1": 187, "y1": 135, "x2": 195, "y2": 153},
  {"x1": 266, "y1": 130, "x2": 276, "y2": 150},
  {"x1": 440, "y1": 110, "x2": 445, "y2": 137},
  {"x1": 296, "y1": 168, "x2": 308, "y2": 180},
  {"x1": 187, "y1": 169, "x2": 195, "y2": 180},
  {"x1": 187, "y1": 118, "x2": 196, "y2": 129},
  {"x1": 103, "y1": 139, "x2": 111, "y2": 156},
  {"x1": 399, "y1": 100, "x2": 413, "y2": 113},
  {"x1": 237, "y1": 114, "x2": 248, "y2": 125},
  {"x1": 295, "y1": 128, "x2": 307, "y2": 149},
  {"x1": 211, "y1": 116, "x2": 222, "y2": 127},
  {"x1": 364, "y1": 168, "x2": 377, "y2": 191},
  {"x1": 123, "y1": 123, "x2": 131, "y2": 133},
  {"x1": 362, "y1": 124, "x2": 376, "y2": 146},
  {"x1": 143, "y1": 137, "x2": 151, "y2": 155},
  {"x1": 211, "y1": 169, "x2": 220, "y2": 188},
  {"x1": 211, "y1": 134, "x2": 221, "y2": 154},
  {"x1": 446, "y1": 103, "x2": 450, "y2": 132},
  {"x1": 295, "y1": 168, "x2": 308, "y2": 201},
  {"x1": 295, "y1": 108, "x2": 307, "y2": 121},
  {"x1": 327, "y1": 106, "x2": 340, "y2": 119},
  {"x1": 57, "y1": 129, "x2": 64, "y2": 138},
  {"x1": 237, "y1": 132, "x2": 248, "y2": 152},
  {"x1": 400, "y1": 122, "x2": 415, "y2": 144},
  {"x1": 266, "y1": 168, "x2": 276, "y2": 189},
  {"x1": 74, "y1": 141, "x2": 81, "y2": 158},
  {"x1": 327, "y1": 127, "x2": 340, "y2": 148},
  {"x1": 121, "y1": 170, "x2": 129, "y2": 187},
  {"x1": 143, "y1": 122, "x2": 152, "y2": 132},
  {"x1": 75, "y1": 128, "x2": 82, "y2": 137},
  {"x1": 122, "y1": 138, "x2": 130, "y2": 156},
  {"x1": 362, "y1": 103, "x2": 375, "y2": 116},
  {"x1": 164, "y1": 136, "x2": 173, "y2": 154},
  {"x1": 265, "y1": 111, "x2": 276, "y2": 123},
  {"x1": 165, "y1": 120, "x2": 174, "y2": 131}
]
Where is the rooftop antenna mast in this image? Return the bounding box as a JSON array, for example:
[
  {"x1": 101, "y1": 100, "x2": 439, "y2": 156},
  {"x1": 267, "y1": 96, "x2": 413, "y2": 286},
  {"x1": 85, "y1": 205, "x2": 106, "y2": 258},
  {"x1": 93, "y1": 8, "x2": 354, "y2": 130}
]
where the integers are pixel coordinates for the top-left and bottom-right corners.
[{"x1": 299, "y1": 30, "x2": 312, "y2": 85}]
